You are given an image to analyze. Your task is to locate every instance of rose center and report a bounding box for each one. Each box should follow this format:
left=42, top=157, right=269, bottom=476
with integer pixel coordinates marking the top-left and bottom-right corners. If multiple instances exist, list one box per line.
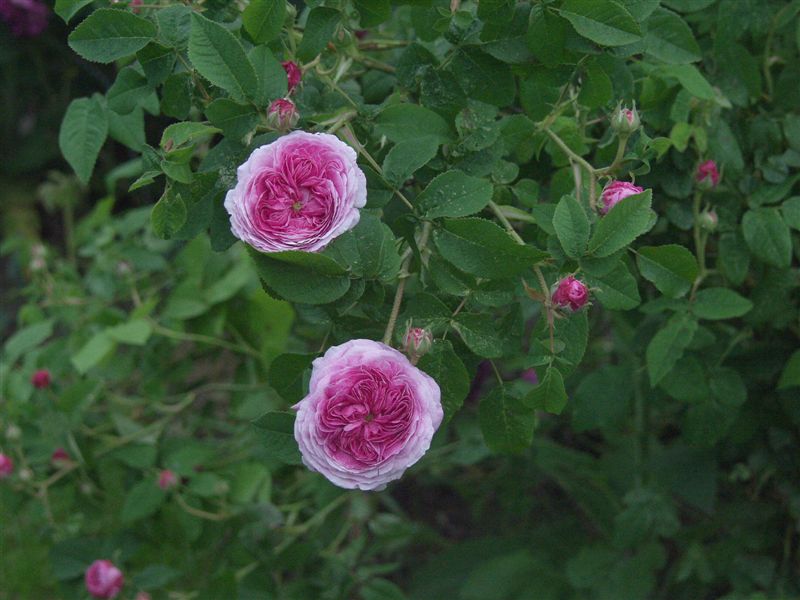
left=292, top=200, right=303, bottom=213
left=364, top=412, right=375, bottom=423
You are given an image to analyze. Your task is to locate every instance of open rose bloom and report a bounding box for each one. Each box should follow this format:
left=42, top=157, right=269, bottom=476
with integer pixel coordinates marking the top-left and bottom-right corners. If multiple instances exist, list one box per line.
left=85, top=559, right=124, bottom=599
left=225, top=132, right=366, bottom=253
left=552, top=276, right=589, bottom=311
left=294, top=339, right=443, bottom=490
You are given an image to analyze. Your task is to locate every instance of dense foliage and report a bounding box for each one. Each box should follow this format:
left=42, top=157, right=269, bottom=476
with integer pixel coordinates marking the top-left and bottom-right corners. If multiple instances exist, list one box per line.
left=2, top=0, right=800, bottom=598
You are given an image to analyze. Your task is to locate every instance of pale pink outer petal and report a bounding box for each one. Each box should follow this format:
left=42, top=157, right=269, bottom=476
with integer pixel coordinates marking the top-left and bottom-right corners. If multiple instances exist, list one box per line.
left=293, top=339, right=443, bottom=491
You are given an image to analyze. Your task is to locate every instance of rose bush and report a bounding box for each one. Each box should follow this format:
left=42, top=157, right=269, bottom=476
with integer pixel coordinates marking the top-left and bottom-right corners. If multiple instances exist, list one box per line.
left=1, top=0, right=800, bottom=599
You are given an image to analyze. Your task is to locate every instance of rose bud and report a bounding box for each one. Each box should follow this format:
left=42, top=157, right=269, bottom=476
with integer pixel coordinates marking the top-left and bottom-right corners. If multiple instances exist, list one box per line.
left=31, top=369, right=51, bottom=389
left=266, top=98, right=300, bottom=133
left=157, top=469, right=178, bottom=490
left=0, top=0, right=48, bottom=38
left=293, top=339, right=443, bottom=490
left=225, top=131, right=366, bottom=253
left=552, top=276, right=589, bottom=312
left=130, top=0, right=142, bottom=13
left=85, top=560, right=124, bottom=599
left=611, top=104, right=640, bottom=135
left=282, top=60, right=302, bottom=93
left=696, top=159, right=720, bottom=190
left=18, top=467, right=32, bottom=481
left=698, top=209, right=718, bottom=232
left=0, top=453, right=14, bottom=478
left=520, top=368, right=538, bottom=385
left=51, top=447, right=70, bottom=465
left=5, top=424, right=21, bottom=441
left=599, top=181, right=644, bottom=215
left=402, top=327, right=433, bottom=363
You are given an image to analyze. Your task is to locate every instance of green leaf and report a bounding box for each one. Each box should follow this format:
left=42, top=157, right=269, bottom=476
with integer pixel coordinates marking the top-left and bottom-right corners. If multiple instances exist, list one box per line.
left=553, top=194, right=590, bottom=258
left=778, top=350, right=800, bottom=390
left=417, top=171, right=493, bottom=219
left=248, top=45, right=288, bottom=106
left=249, top=249, right=351, bottom=305
left=59, top=96, right=108, bottom=185
left=252, top=411, right=302, bottom=464
left=643, top=8, right=701, bottom=64
left=3, top=320, right=54, bottom=364
left=72, top=332, right=116, bottom=374
left=382, top=136, right=439, bottom=186
left=635, top=244, right=698, bottom=298
left=105, top=319, right=153, bottom=346
left=68, top=8, right=156, bottom=63
left=452, top=314, right=504, bottom=358
left=588, top=190, right=653, bottom=257
left=479, top=385, right=535, bottom=454
left=559, top=0, right=642, bottom=47
left=417, top=340, right=470, bottom=423
left=324, top=213, right=401, bottom=281
left=447, top=47, right=516, bottom=107
left=585, top=261, right=641, bottom=310
left=718, top=231, right=750, bottom=285
left=353, top=0, right=391, bottom=27
left=55, top=0, right=93, bottom=23
left=692, top=288, right=753, bottom=320
left=782, top=196, right=800, bottom=230
left=137, top=42, right=176, bottom=86
left=296, top=7, right=340, bottom=63
left=269, top=353, right=316, bottom=403
left=433, top=218, right=548, bottom=279
left=527, top=8, right=569, bottom=66
left=742, top=208, right=792, bottom=268
left=205, top=99, right=258, bottom=140
left=107, top=67, right=152, bottom=114
left=374, top=104, right=452, bottom=144
left=133, top=565, right=181, bottom=591
left=646, top=313, right=697, bottom=387
left=155, top=5, right=192, bottom=49
left=188, top=12, right=258, bottom=101
left=527, top=366, right=568, bottom=415
left=360, top=578, right=407, bottom=600
left=160, top=122, right=220, bottom=149
left=242, top=0, right=286, bottom=43
left=151, top=190, right=187, bottom=239
left=659, top=64, right=715, bottom=100
left=121, top=479, right=166, bottom=523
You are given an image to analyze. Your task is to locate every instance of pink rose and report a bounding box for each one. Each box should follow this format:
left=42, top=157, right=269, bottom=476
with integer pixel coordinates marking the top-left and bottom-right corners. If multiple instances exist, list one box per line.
left=85, top=560, right=124, bottom=599
left=0, top=453, right=14, bottom=478
left=282, top=61, right=302, bottom=93
left=267, top=98, right=300, bottom=132
left=552, top=276, right=589, bottom=311
left=293, top=339, right=443, bottom=490
left=157, top=469, right=178, bottom=490
left=225, top=131, right=366, bottom=253
left=520, top=368, right=538, bottom=385
left=599, top=181, right=644, bottom=215
left=51, top=447, right=70, bottom=465
left=696, top=159, right=720, bottom=188
left=0, top=0, right=48, bottom=38
left=31, top=369, right=51, bottom=389
left=402, top=327, right=433, bottom=363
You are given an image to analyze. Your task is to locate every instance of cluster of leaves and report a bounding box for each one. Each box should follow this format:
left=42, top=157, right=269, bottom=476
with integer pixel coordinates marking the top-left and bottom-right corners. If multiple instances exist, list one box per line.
left=1, top=0, right=800, bottom=598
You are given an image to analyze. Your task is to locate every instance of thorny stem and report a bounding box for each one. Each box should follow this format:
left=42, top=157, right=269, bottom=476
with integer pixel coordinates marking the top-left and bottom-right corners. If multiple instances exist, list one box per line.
left=690, top=190, right=708, bottom=300
left=382, top=222, right=432, bottom=345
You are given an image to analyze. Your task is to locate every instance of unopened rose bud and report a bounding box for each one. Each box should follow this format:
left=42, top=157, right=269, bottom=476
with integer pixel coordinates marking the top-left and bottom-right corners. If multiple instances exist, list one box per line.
left=611, top=104, right=640, bottom=135
left=5, top=425, right=21, bottom=441
left=85, top=559, right=124, bottom=599
left=157, top=469, right=178, bottom=490
left=0, top=454, right=14, bottom=478
left=403, top=327, right=433, bottom=362
left=599, top=181, right=644, bottom=215
left=698, top=209, right=718, bottom=232
left=520, top=369, right=538, bottom=385
left=130, top=0, right=142, bottom=13
left=31, top=369, right=51, bottom=389
left=52, top=447, right=70, bottom=465
left=18, top=467, right=33, bottom=482
left=281, top=61, right=302, bottom=94
left=552, top=276, right=589, bottom=312
left=696, top=159, right=720, bottom=190
left=267, top=99, right=300, bottom=132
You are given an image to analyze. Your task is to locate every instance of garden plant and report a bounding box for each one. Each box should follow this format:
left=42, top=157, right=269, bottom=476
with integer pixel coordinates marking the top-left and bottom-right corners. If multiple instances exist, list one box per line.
left=1, top=0, right=800, bottom=598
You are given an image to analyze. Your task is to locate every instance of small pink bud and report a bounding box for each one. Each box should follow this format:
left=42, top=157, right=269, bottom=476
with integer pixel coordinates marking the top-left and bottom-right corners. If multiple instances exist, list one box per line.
left=31, top=369, right=51, bottom=389
left=402, top=327, right=433, bottom=362
left=52, top=447, right=70, bottom=465
left=0, top=454, right=14, bottom=478
left=267, top=99, right=300, bottom=132
left=355, top=30, right=369, bottom=40
left=552, top=276, right=589, bottom=312
left=158, top=469, right=178, bottom=490
left=695, top=160, right=720, bottom=189
left=85, top=560, right=124, bottom=599
left=698, top=209, right=718, bottom=232
left=611, top=104, right=640, bottom=134
left=282, top=61, right=302, bottom=93
left=520, top=369, right=538, bottom=385
left=130, top=0, right=142, bottom=13
left=599, top=181, right=644, bottom=215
